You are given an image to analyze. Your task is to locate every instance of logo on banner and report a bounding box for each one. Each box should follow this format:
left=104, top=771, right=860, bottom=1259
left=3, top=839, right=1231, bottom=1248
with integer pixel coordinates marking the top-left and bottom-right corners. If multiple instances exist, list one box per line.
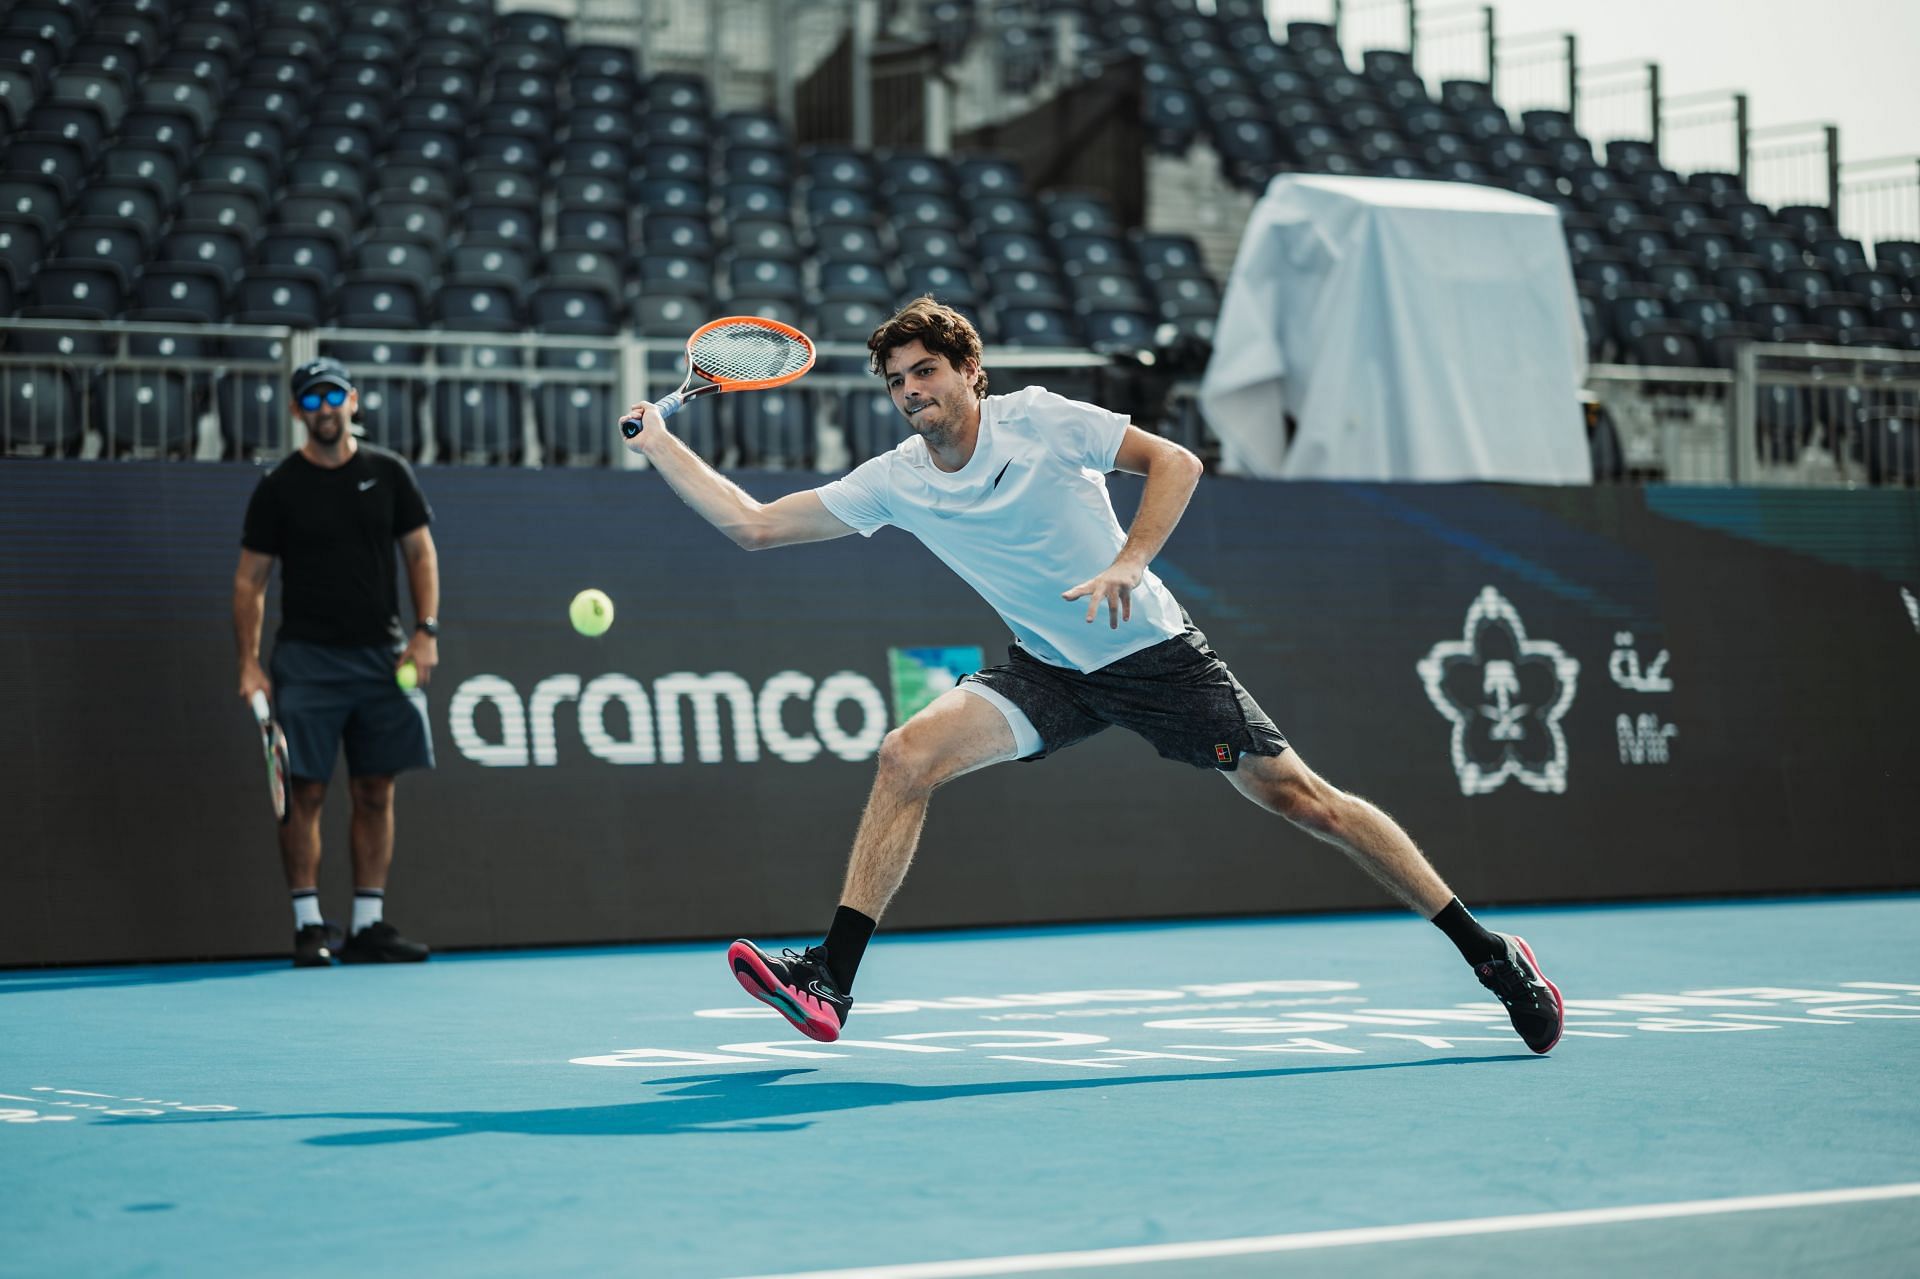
left=887, top=646, right=985, bottom=724
left=1417, top=586, right=1580, bottom=795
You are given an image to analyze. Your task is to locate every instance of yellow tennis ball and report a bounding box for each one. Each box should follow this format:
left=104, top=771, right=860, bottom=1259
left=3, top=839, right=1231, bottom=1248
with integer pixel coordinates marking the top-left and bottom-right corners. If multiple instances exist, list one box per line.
left=396, top=661, right=418, bottom=690
left=570, top=588, right=614, bottom=637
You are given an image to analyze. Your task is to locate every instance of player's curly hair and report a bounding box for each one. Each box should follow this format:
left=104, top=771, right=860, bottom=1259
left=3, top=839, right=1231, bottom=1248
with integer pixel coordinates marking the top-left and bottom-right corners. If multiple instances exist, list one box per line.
left=868, top=295, right=989, bottom=398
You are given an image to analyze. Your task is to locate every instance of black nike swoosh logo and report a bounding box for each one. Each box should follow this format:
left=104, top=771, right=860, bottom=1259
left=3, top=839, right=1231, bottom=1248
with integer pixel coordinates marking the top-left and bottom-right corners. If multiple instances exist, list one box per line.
left=991, top=459, right=1013, bottom=490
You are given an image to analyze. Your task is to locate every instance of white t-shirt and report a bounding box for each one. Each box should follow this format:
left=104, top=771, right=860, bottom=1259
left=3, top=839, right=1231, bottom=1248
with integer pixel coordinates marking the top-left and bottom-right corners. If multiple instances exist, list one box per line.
left=816, top=385, right=1186, bottom=672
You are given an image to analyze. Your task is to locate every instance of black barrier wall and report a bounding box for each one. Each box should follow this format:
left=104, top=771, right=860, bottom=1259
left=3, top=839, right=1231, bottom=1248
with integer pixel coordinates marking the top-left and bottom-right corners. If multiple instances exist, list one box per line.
left=3, top=462, right=1918, bottom=965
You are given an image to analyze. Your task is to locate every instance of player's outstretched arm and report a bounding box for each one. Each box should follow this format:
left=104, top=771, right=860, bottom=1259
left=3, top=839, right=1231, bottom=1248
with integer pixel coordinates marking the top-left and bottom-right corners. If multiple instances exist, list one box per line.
left=620, top=401, right=856, bottom=551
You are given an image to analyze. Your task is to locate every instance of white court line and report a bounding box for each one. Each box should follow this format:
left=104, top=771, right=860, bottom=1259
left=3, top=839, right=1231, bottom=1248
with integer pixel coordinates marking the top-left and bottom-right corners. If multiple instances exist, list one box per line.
left=733, top=1183, right=1920, bottom=1279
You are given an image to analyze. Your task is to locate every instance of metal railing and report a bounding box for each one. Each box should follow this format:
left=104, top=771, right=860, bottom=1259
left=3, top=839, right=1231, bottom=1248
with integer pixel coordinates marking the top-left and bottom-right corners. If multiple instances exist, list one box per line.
left=9, top=321, right=1915, bottom=489
left=1747, top=121, right=1841, bottom=214
left=0, top=317, right=1118, bottom=470
left=1658, top=90, right=1749, bottom=184
left=1732, top=344, right=1920, bottom=487
left=1492, top=30, right=1576, bottom=117
left=1586, top=365, right=1735, bottom=485
left=1574, top=59, right=1660, bottom=152
left=1839, top=155, right=1920, bottom=248
left=1411, top=2, right=1493, bottom=87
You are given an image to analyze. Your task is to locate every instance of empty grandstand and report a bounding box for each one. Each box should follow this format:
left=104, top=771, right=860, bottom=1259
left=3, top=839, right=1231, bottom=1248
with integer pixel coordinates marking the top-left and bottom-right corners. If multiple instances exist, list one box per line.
left=1, top=0, right=1916, bottom=484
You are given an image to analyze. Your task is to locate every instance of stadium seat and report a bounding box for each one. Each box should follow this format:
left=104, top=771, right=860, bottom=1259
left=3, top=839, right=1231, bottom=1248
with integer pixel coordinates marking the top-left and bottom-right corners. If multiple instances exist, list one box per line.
left=728, top=218, right=801, bottom=261
left=994, top=305, right=1076, bottom=346
left=556, top=173, right=624, bottom=214
left=335, top=275, right=425, bottom=330
left=1151, top=275, right=1221, bottom=319
left=724, top=256, right=804, bottom=302
left=460, top=205, right=539, bottom=254
left=55, top=221, right=144, bottom=290
left=819, top=261, right=893, bottom=305
left=274, top=194, right=358, bottom=253
left=989, top=267, right=1068, bottom=311
left=630, top=293, right=704, bottom=340
left=131, top=263, right=227, bottom=322
left=536, top=342, right=616, bottom=466
left=2, top=362, right=82, bottom=456
left=0, top=217, right=46, bottom=290
left=1627, top=326, right=1703, bottom=368
left=887, top=192, right=963, bottom=232
left=93, top=363, right=194, bottom=457
left=364, top=199, right=448, bottom=249
left=643, top=214, right=716, bottom=259
left=433, top=367, right=525, bottom=464
left=1774, top=204, right=1837, bottom=246
left=1871, top=300, right=1920, bottom=350
left=814, top=223, right=883, bottom=264
left=437, top=283, right=523, bottom=333
left=1873, top=240, right=1919, bottom=283
left=898, top=227, right=970, bottom=268
left=899, top=262, right=979, bottom=309
left=1056, top=232, right=1132, bottom=275
left=968, top=194, right=1043, bottom=237
left=638, top=253, right=713, bottom=300
left=544, top=249, right=624, bottom=302
left=29, top=260, right=123, bottom=319
left=555, top=209, right=628, bottom=254
left=353, top=238, right=438, bottom=289
left=725, top=146, right=793, bottom=187
left=815, top=298, right=888, bottom=344
left=1774, top=268, right=1835, bottom=309
left=255, top=230, right=341, bottom=289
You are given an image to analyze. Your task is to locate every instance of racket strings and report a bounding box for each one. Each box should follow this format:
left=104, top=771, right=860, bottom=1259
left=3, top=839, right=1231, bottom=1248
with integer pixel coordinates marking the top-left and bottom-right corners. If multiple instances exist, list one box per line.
left=689, top=323, right=813, bottom=383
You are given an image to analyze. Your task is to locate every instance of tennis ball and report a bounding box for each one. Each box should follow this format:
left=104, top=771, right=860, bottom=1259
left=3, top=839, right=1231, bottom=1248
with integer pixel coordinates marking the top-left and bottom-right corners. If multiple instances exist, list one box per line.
left=570, top=588, right=614, bottom=637
left=396, top=660, right=418, bottom=690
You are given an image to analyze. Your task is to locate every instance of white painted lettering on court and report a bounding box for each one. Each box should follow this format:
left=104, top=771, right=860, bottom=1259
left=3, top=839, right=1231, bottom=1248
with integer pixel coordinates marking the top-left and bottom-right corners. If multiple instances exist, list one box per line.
left=577, top=981, right=1920, bottom=1072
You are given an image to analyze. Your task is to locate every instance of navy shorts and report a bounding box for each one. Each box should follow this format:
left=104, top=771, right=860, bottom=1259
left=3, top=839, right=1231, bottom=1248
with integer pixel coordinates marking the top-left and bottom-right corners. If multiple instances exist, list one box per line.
left=961, top=624, right=1289, bottom=771
left=268, top=639, right=435, bottom=782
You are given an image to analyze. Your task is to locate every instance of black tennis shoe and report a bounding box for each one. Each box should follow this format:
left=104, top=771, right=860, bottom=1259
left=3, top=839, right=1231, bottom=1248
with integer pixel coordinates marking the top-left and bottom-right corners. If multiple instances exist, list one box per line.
left=727, top=940, right=851, bottom=1042
left=339, top=920, right=430, bottom=964
left=292, top=922, right=339, bottom=968
left=1476, top=933, right=1564, bottom=1053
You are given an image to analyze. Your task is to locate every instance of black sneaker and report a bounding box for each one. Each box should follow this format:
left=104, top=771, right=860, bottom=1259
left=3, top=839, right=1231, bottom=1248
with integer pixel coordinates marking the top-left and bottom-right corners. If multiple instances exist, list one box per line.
left=338, top=920, right=430, bottom=964
left=1476, top=933, right=1564, bottom=1054
left=293, top=922, right=340, bottom=968
left=726, top=940, right=851, bottom=1042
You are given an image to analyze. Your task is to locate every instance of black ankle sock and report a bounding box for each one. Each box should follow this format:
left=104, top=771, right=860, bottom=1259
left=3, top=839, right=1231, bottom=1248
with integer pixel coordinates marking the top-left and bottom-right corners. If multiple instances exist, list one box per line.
left=1431, top=898, right=1504, bottom=965
left=823, top=905, right=876, bottom=993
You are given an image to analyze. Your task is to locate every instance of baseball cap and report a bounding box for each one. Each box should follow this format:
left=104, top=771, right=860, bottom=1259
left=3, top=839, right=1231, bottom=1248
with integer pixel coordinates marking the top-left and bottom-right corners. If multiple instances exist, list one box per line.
left=292, top=356, right=355, bottom=395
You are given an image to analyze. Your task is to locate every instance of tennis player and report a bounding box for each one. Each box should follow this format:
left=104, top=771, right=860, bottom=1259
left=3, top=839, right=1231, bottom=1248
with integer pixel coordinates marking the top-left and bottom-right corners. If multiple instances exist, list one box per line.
left=620, top=297, right=1563, bottom=1053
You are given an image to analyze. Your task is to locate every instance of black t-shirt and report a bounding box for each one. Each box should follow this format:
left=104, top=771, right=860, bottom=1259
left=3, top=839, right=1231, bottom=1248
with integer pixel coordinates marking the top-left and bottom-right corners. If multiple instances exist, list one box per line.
left=241, top=444, right=433, bottom=647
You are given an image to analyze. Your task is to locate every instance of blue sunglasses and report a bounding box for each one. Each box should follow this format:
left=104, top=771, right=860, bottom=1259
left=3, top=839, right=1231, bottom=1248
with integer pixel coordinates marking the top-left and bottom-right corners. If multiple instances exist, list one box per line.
left=299, top=386, right=349, bottom=411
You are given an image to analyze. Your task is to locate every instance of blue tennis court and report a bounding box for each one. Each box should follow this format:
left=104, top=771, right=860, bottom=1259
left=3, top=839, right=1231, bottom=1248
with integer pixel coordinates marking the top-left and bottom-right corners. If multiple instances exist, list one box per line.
left=4, top=895, right=1916, bottom=1278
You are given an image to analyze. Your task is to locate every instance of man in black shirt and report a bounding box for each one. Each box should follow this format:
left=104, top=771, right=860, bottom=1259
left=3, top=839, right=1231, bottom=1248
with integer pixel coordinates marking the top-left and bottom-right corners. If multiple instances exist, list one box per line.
left=233, top=357, right=440, bottom=968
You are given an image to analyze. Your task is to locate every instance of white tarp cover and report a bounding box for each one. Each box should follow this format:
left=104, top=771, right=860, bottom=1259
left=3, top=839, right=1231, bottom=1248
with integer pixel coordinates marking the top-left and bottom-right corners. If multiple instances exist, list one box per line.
left=1199, top=175, right=1592, bottom=483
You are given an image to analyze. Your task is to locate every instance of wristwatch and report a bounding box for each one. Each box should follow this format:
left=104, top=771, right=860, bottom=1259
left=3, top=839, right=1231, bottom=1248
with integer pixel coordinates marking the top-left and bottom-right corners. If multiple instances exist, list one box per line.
left=415, top=616, right=439, bottom=637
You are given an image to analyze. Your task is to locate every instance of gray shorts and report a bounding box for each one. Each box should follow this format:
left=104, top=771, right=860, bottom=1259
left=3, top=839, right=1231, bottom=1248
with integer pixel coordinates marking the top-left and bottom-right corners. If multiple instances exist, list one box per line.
left=268, top=639, right=435, bottom=782
left=960, top=624, right=1289, bottom=771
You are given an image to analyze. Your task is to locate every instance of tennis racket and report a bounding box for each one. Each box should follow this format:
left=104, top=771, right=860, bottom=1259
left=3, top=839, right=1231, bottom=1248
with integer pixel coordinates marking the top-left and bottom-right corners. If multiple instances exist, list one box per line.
left=620, top=315, right=816, bottom=437
left=249, top=690, right=290, bottom=825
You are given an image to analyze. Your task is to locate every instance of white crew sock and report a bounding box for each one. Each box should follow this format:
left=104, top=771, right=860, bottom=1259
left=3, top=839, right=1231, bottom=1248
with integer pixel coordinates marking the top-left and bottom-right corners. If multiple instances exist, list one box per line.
left=352, top=889, right=385, bottom=935
left=291, top=891, right=322, bottom=929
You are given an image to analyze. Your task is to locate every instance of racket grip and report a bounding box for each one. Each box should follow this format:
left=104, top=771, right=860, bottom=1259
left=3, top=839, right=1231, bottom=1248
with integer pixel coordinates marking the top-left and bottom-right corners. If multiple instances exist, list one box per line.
left=619, top=390, right=688, bottom=438
left=249, top=690, right=270, bottom=723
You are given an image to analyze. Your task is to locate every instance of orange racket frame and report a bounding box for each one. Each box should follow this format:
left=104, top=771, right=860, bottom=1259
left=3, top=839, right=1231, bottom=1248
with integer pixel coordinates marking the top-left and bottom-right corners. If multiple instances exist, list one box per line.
left=621, top=315, right=816, bottom=437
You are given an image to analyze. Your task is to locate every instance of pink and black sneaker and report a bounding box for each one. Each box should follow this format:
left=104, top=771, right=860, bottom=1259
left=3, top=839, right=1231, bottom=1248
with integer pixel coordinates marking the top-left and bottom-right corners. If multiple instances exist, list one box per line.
left=727, top=940, right=851, bottom=1043
left=1476, top=933, right=1565, bottom=1054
